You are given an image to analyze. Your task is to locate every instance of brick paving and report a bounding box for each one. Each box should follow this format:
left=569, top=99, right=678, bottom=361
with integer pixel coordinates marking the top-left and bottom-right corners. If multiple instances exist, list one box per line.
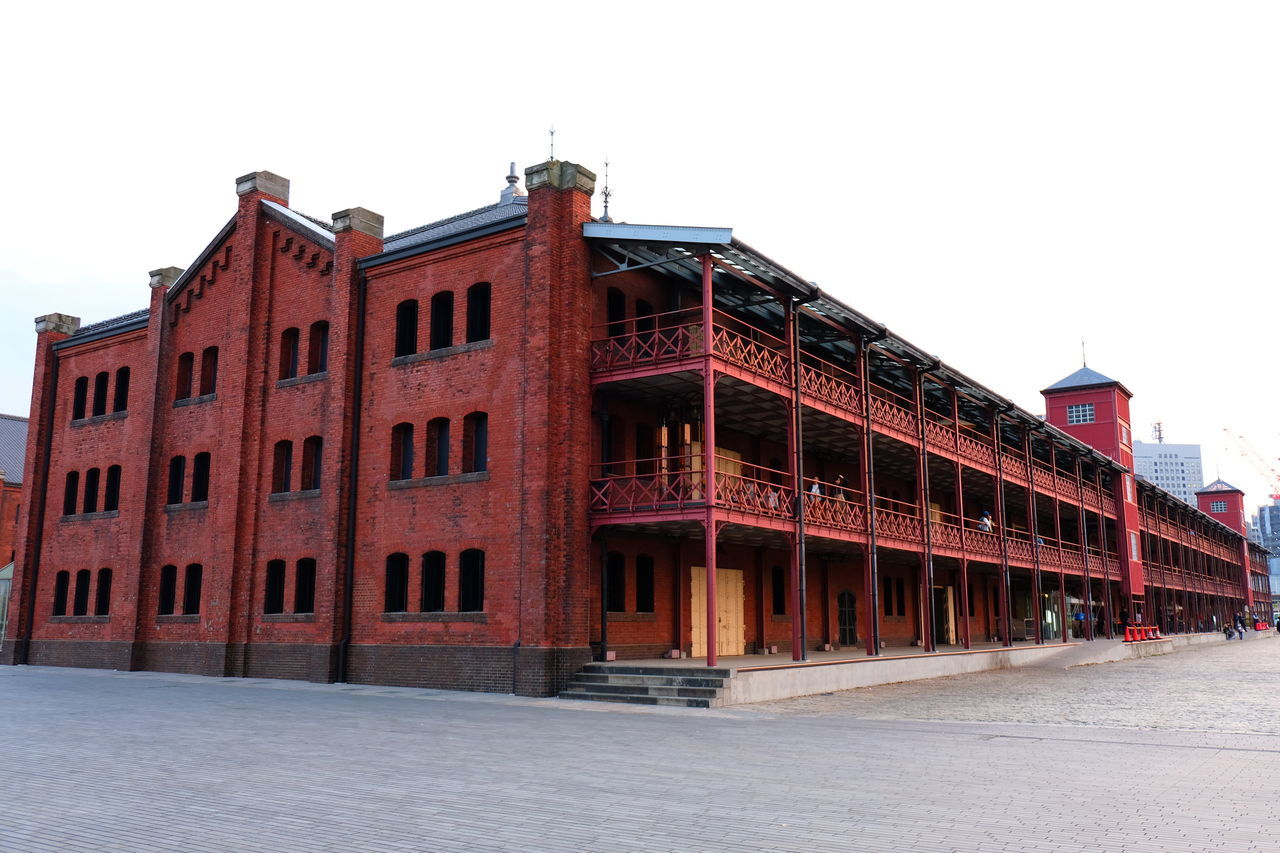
left=2, top=635, right=1279, bottom=852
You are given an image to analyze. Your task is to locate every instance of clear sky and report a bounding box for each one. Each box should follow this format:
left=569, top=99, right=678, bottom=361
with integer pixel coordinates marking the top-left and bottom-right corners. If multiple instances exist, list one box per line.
left=2, top=2, right=1277, bottom=511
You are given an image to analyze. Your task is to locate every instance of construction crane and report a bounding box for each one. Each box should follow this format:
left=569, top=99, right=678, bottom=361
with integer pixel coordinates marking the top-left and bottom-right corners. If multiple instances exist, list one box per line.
left=1222, top=428, right=1280, bottom=501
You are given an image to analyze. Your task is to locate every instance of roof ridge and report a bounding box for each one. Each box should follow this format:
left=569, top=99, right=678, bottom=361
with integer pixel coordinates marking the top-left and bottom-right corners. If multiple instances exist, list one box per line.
left=385, top=199, right=522, bottom=242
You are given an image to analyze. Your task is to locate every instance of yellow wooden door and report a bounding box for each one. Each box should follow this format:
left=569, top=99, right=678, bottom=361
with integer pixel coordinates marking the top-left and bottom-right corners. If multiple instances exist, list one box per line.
left=690, top=566, right=745, bottom=658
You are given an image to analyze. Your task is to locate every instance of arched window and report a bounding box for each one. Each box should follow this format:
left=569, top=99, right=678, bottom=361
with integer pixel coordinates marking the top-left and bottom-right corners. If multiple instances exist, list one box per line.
left=191, top=452, right=211, bottom=502
left=466, top=282, right=491, bottom=343
left=421, top=551, right=446, bottom=612
left=294, top=558, right=316, bottom=614
left=459, top=549, right=485, bottom=612
left=430, top=291, right=454, bottom=351
left=72, top=569, right=91, bottom=616
left=606, top=287, right=626, bottom=338
left=272, top=440, right=294, bottom=493
left=301, top=436, right=323, bottom=490
left=113, top=367, right=130, bottom=412
left=52, top=571, right=70, bottom=616
left=158, top=565, right=178, bottom=615
left=104, top=465, right=121, bottom=512
left=426, top=418, right=450, bottom=477
left=63, top=471, right=79, bottom=515
left=92, top=371, right=109, bottom=417
left=95, top=568, right=112, bottom=616
left=606, top=551, right=626, bottom=613
left=635, top=554, right=655, bottom=614
left=82, top=467, right=101, bottom=514
left=771, top=565, right=787, bottom=616
left=279, top=328, right=300, bottom=380
left=199, top=346, right=219, bottom=395
left=72, top=376, right=88, bottom=420
left=307, top=321, right=329, bottom=374
left=394, top=300, right=418, bottom=357
left=385, top=553, right=409, bottom=613
left=264, top=560, right=286, bottom=614
left=462, top=412, right=488, bottom=474
left=390, top=423, right=414, bottom=481
left=166, top=456, right=186, bottom=505
left=175, top=352, right=194, bottom=401
left=182, top=563, right=203, bottom=614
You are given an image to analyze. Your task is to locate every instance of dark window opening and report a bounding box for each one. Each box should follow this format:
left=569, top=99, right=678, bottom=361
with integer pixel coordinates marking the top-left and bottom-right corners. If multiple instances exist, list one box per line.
left=264, top=560, right=286, bottom=614
left=272, top=441, right=293, bottom=493
left=301, top=436, right=322, bottom=490
left=882, top=576, right=894, bottom=617
left=421, top=551, right=446, bottom=612
left=390, top=423, right=414, bottom=481
left=103, top=465, right=121, bottom=512
left=182, top=564, right=203, bottom=615
left=635, top=554, right=655, bottom=613
left=466, top=282, right=491, bottom=343
left=463, top=412, right=487, bottom=474
left=635, top=423, right=656, bottom=475
left=606, top=287, right=626, bottom=338
left=191, top=452, right=210, bottom=503
left=279, top=327, right=300, bottom=380
left=166, top=456, right=186, bottom=505
left=82, top=467, right=100, bottom=514
left=385, top=553, right=409, bottom=613
left=52, top=571, right=69, bottom=616
left=394, top=299, right=418, bottom=357
left=72, top=376, right=88, bottom=420
left=158, top=565, right=177, bottom=615
left=838, top=590, right=858, bottom=646
left=606, top=551, right=626, bottom=612
left=430, top=291, right=454, bottom=351
left=95, top=568, right=112, bottom=616
left=175, top=352, right=194, bottom=401
left=113, top=367, right=130, bottom=412
left=63, top=471, right=79, bottom=515
left=772, top=565, right=787, bottom=616
left=199, top=347, right=218, bottom=396
left=92, top=371, right=109, bottom=417
left=459, top=549, right=484, bottom=612
left=294, top=558, right=316, bottom=613
left=896, top=578, right=906, bottom=618
left=426, top=418, right=450, bottom=477
left=307, top=321, right=329, bottom=374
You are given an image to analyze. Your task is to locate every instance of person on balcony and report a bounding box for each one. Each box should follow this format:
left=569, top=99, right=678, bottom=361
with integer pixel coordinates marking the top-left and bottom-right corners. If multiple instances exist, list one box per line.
left=832, top=474, right=849, bottom=501
left=978, top=511, right=994, bottom=533
left=808, top=478, right=823, bottom=497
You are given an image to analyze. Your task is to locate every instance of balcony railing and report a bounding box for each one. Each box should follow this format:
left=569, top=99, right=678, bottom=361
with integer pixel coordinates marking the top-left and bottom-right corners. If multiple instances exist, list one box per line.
left=799, top=352, right=862, bottom=414
left=868, top=384, right=919, bottom=435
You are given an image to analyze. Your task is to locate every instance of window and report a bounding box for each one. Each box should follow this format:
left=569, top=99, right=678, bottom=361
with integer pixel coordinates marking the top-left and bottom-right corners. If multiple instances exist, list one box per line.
left=72, top=569, right=91, bottom=615
left=199, top=346, right=219, bottom=396
left=426, top=418, right=450, bottom=477
left=430, top=291, right=454, bottom=351
left=459, top=549, right=485, bottom=612
left=466, top=282, right=491, bottom=343
left=635, top=554, right=655, bottom=614
left=182, top=564, right=203, bottom=614
left=175, top=352, right=194, bottom=401
left=92, top=371, right=109, bottom=417
left=1066, top=403, right=1094, bottom=425
left=166, top=456, right=186, bottom=505
left=272, top=440, right=294, bottom=493
left=606, top=287, right=626, bottom=338
left=279, top=328, right=300, bottom=379
left=771, top=565, right=787, bottom=616
left=606, top=552, right=626, bottom=612
left=264, top=560, right=286, bottom=614
left=895, top=578, right=905, bottom=617
left=158, top=565, right=177, bottom=615
left=394, top=299, right=418, bottom=357
left=421, top=551, right=446, bottom=612
left=113, top=367, right=130, bottom=412
left=1211, top=500, right=1227, bottom=513
left=191, top=452, right=211, bottom=502
left=294, top=558, right=316, bottom=613
left=301, top=436, right=323, bottom=490
left=52, top=571, right=69, bottom=616
left=104, top=465, right=121, bottom=512
left=882, top=576, right=893, bottom=617
left=385, top=553, right=409, bottom=612
left=82, top=467, right=100, bottom=513
left=390, top=423, right=415, bottom=481
left=463, top=412, right=488, bottom=474
left=63, top=471, right=79, bottom=515
left=72, top=376, right=88, bottom=420
left=95, top=568, right=112, bottom=616
left=307, top=321, right=329, bottom=374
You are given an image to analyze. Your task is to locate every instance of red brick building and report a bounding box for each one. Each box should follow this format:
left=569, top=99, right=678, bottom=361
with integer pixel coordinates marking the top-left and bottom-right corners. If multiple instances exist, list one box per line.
left=3, top=159, right=1269, bottom=695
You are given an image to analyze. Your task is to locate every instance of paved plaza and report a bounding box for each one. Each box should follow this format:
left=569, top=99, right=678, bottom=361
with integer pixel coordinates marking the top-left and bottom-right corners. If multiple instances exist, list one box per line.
left=3, top=636, right=1279, bottom=852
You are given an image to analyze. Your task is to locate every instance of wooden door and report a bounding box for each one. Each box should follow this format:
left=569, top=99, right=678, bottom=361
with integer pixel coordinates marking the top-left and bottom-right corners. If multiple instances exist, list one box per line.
left=690, top=566, right=745, bottom=657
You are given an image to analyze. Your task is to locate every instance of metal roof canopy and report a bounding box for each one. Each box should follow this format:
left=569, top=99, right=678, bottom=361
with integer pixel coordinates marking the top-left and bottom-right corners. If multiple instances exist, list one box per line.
left=585, top=222, right=1120, bottom=471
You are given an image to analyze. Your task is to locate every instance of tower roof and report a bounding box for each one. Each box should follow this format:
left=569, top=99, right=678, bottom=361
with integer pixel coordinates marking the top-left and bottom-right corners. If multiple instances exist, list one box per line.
left=1041, top=366, right=1132, bottom=397
left=1197, top=479, right=1244, bottom=495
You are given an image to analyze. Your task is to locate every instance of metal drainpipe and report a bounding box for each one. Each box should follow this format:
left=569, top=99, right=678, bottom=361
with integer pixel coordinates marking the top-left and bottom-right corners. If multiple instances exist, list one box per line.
left=1025, top=429, right=1042, bottom=644
left=790, top=298, right=808, bottom=661
left=337, top=269, right=367, bottom=683
left=915, top=366, right=935, bottom=652
left=19, top=349, right=59, bottom=665
left=993, top=415, right=1012, bottom=648
left=599, top=537, right=609, bottom=661
left=861, top=339, right=880, bottom=656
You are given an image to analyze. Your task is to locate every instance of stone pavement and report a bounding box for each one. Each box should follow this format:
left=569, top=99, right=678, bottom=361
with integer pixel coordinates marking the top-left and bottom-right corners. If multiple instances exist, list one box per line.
left=2, top=635, right=1278, bottom=852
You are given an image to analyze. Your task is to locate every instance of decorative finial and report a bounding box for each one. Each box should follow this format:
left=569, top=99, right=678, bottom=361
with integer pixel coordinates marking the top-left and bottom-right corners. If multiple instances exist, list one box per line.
left=600, top=157, right=613, bottom=223
left=1081, top=337, right=1087, bottom=367
left=500, top=161, right=525, bottom=204
left=549, top=125, right=556, bottom=160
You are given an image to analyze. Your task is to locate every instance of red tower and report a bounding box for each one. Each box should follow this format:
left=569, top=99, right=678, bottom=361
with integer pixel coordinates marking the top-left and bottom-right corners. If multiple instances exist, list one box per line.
left=1196, top=479, right=1254, bottom=611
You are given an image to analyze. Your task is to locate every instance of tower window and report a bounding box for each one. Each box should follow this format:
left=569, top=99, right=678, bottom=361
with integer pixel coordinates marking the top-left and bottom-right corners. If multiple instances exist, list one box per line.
left=1066, top=403, right=1095, bottom=425
left=1211, top=500, right=1227, bottom=513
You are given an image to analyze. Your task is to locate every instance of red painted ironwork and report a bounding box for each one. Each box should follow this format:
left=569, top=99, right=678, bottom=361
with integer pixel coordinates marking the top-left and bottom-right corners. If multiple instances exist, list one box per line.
left=799, top=353, right=862, bottom=414
left=868, top=385, right=919, bottom=435
left=714, top=458, right=795, bottom=521
left=589, top=456, right=706, bottom=513
left=589, top=307, right=703, bottom=371
left=710, top=310, right=790, bottom=383
left=874, top=506, right=923, bottom=544
left=958, top=432, right=996, bottom=467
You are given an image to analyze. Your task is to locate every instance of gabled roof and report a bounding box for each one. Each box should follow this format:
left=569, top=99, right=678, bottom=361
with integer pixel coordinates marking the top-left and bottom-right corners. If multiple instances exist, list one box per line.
left=1197, top=479, right=1244, bottom=495
left=71, top=309, right=150, bottom=338
left=0, top=413, right=29, bottom=484
left=1041, top=366, right=1129, bottom=395
left=382, top=197, right=527, bottom=253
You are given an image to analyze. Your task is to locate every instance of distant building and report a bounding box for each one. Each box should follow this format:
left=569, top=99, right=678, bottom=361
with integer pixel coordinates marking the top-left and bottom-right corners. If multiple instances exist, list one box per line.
left=1132, top=440, right=1203, bottom=505
left=1254, top=500, right=1280, bottom=615
left=0, top=413, right=28, bottom=567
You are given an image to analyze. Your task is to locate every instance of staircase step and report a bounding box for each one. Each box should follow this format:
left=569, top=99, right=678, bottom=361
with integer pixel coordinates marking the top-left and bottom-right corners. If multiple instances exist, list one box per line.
left=563, top=682, right=721, bottom=699
left=581, top=663, right=733, bottom=679
left=559, top=689, right=712, bottom=709
left=573, top=672, right=728, bottom=689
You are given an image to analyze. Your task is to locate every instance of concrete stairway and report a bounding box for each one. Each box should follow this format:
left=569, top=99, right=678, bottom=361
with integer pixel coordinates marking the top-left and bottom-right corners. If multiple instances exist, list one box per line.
left=559, top=663, right=732, bottom=708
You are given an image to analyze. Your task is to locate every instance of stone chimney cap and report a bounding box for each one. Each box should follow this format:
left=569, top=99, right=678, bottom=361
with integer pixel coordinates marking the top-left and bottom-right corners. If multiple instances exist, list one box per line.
left=524, top=160, right=596, bottom=195
left=148, top=267, right=185, bottom=290
left=34, top=313, right=81, bottom=335
left=332, top=207, right=384, bottom=239
left=236, top=171, right=290, bottom=202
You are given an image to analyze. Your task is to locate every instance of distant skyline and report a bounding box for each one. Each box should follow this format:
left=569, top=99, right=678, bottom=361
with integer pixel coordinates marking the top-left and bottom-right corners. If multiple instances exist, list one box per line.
left=3, top=2, right=1277, bottom=507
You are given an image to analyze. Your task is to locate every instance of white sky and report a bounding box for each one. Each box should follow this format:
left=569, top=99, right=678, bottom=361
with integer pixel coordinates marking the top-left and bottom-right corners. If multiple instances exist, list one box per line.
left=2, top=1, right=1277, bottom=512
